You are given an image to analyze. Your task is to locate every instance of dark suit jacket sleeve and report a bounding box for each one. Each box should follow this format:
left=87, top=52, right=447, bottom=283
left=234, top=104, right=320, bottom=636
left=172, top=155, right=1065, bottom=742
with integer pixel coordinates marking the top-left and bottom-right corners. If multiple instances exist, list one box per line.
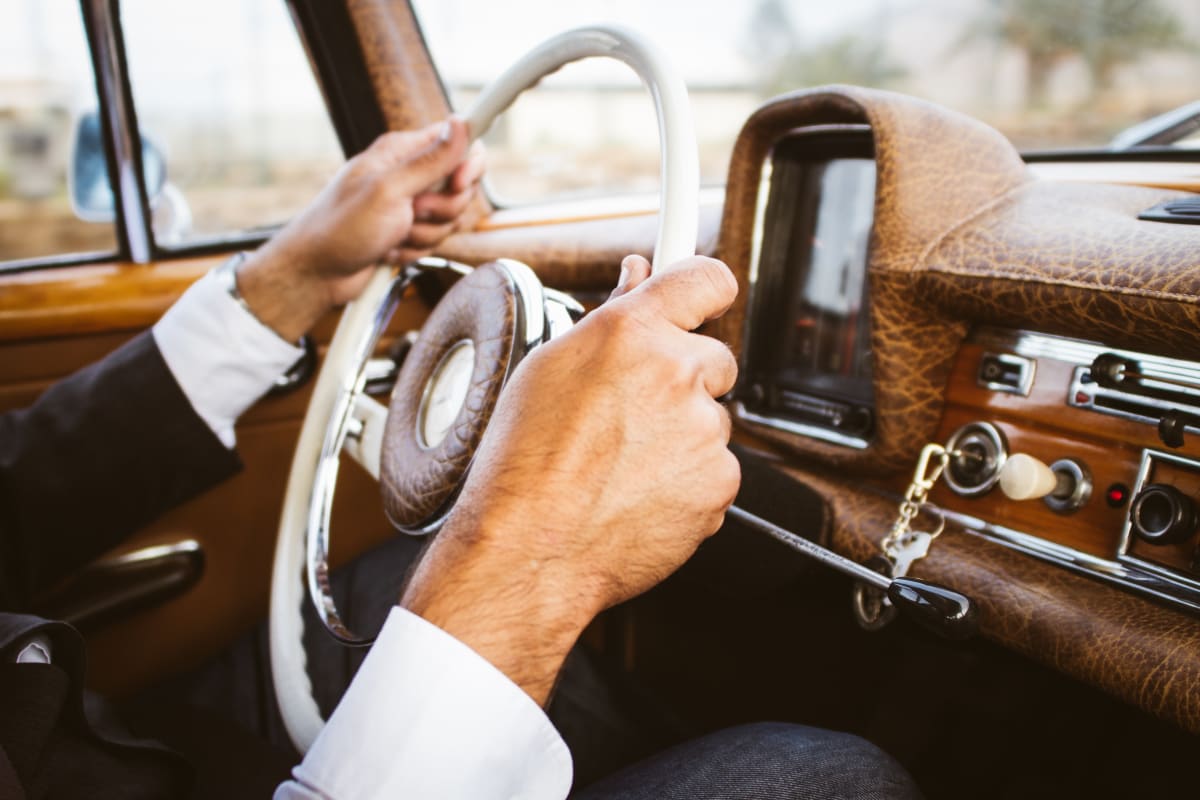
left=0, top=331, right=242, bottom=610
left=0, top=613, right=193, bottom=798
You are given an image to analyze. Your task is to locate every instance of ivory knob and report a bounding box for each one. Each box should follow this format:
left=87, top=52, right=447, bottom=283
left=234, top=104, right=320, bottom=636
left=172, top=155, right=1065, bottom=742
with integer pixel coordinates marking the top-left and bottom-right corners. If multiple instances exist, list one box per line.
left=999, top=453, right=1059, bottom=500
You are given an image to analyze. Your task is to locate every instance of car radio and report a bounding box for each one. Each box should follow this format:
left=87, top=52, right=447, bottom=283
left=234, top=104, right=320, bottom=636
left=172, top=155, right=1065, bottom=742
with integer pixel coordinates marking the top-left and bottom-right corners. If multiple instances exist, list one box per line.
left=735, top=126, right=877, bottom=449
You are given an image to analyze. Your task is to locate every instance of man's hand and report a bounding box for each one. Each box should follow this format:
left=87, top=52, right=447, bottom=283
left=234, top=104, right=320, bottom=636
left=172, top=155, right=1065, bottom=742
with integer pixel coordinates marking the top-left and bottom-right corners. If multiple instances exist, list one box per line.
left=236, top=118, right=485, bottom=342
left=400, top=254, right=739, bottom=705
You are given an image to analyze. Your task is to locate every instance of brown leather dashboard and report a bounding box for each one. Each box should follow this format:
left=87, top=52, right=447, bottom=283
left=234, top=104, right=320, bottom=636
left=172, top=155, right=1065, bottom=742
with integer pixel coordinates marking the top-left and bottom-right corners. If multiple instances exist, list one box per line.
left=715, top=86, right=1200, bottom=732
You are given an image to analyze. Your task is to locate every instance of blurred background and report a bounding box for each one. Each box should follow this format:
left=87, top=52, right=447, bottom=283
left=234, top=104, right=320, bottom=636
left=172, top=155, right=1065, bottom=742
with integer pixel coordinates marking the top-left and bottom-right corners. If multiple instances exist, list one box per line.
left=3, top=0, right=1200, bottom=264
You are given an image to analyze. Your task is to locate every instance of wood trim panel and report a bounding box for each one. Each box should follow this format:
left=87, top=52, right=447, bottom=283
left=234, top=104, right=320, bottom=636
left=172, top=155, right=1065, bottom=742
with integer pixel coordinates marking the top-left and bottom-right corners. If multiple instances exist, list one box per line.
left=0, top=256, right=218, bottom=342
left=0, top=323, right=431, bottom=693
left=85, top=410, right=396, bottom=695
left=927, top=342, right=1186, bottom=560
left=0, top=196, right=721, bottom=343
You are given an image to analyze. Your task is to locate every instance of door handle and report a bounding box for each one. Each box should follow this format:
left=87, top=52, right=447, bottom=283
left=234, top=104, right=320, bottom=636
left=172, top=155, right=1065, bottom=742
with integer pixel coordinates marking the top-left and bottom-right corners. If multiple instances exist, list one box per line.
left=33, top=540, right=204, bottom=633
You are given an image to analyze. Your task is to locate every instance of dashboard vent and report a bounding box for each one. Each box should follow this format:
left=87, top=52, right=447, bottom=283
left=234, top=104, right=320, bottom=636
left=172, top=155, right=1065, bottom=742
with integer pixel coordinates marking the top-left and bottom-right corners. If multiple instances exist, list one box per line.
left=1139, top=197, right=1200, bottom=225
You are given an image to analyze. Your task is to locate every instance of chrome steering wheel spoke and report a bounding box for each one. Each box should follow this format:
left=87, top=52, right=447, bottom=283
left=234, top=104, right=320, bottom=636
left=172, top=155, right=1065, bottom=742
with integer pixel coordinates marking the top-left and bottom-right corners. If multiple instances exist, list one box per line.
left=270, top=25, right=699, bottom=753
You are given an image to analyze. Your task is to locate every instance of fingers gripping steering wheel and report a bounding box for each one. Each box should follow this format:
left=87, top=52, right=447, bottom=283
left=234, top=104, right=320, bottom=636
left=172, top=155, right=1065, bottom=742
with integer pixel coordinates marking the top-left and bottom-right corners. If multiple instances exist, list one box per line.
left=269, top=25, right=700, bottom=752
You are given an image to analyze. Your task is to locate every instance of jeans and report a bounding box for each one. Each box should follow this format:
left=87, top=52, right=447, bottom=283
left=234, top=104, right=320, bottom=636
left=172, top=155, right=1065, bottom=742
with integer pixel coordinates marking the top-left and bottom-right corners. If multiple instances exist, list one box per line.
left=140, top=536, right=922, bottom=800
left=576, top=722, right=924, bottom=800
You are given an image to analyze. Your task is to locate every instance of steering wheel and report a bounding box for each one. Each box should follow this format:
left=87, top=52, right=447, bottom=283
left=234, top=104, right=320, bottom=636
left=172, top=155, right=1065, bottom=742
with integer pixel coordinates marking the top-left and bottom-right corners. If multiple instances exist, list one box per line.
left=269, top=25, right=700, bottom=753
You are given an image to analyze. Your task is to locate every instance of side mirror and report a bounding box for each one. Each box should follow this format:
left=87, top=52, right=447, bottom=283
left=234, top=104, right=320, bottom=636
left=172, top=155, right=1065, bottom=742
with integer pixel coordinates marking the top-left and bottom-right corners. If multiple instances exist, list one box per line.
left=68, top=110, right=167, bottom=222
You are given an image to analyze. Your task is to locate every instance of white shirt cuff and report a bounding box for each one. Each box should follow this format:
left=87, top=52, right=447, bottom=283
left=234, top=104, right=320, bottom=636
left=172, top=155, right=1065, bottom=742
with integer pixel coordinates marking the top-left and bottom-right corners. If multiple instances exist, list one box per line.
left=152, top=267, right=304, bottom=449
left=278, top=607, right=573, bottom=800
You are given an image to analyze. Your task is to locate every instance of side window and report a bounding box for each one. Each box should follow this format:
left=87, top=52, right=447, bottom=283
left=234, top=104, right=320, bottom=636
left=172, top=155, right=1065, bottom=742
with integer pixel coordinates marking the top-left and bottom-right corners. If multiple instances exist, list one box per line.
left=119, top=0, right=344, bottom=246
left=0, top=3, right=118, bottom=264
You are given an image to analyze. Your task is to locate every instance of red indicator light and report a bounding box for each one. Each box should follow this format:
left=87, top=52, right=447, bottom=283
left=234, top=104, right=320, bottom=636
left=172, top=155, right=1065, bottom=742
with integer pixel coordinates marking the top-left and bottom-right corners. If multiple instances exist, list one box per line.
left=1075, top=392, right=1090, bottom=404
left=1105, top=483, right=1129, bottom=508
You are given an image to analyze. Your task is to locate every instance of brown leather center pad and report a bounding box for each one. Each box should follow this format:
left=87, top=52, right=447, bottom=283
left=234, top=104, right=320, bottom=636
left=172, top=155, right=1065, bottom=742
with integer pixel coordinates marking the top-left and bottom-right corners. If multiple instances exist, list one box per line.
left=381, top=262, right=519, bottom=530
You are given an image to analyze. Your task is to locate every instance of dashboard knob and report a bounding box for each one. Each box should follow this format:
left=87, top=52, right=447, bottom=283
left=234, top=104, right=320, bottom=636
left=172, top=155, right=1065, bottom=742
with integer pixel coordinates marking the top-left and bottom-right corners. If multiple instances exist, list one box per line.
left=999, top=453, right=1059, bottom=500
left=1130, top=484, right=1198, bottom=546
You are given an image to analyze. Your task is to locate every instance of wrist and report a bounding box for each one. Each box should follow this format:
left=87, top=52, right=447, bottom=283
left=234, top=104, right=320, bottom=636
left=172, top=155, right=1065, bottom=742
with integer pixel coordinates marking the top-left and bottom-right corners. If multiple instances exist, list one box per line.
left=400, top=509, right=595, bottom=705
left=235, top=243, right=333, bottom=343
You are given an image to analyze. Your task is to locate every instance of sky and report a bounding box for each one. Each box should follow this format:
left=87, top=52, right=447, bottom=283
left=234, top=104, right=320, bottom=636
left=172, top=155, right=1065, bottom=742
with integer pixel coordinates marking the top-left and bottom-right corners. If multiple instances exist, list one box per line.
left=1, top=0, right=338, bottom=114
left=4, top=0, right=1198, bottom=140
left=411, top=0, right=886, bottom=86
left=0, top=0, right=891, bottom=101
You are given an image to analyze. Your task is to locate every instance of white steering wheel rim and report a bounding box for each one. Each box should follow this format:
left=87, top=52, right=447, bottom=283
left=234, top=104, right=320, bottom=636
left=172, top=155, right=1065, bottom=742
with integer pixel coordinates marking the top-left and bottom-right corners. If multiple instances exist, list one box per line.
left=465, top=25, right=698, bottom=269
left=269, top=24, right=699, bottom=753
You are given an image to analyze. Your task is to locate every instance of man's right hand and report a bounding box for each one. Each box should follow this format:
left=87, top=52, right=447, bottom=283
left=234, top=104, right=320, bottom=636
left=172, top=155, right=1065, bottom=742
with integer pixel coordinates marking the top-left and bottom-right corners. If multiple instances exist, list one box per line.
left=399, top=254, right=739, bottom=705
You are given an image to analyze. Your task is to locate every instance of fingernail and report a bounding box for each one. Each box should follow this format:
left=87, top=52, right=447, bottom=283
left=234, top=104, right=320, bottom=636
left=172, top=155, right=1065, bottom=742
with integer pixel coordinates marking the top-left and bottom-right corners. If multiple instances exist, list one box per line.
left=617, top=260, right=631, bottom=289
left=436, top=121, right=452, bottom=144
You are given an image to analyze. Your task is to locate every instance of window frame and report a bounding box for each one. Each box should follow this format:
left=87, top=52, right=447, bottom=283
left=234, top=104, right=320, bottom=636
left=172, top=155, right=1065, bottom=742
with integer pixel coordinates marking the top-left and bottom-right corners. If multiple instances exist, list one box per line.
left=0, top=0, right=386, bottom=274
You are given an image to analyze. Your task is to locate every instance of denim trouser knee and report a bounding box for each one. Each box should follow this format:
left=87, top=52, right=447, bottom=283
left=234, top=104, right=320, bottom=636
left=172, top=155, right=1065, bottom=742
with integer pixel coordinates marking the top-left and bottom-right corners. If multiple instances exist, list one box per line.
left=573, top=721, right=924, bottom=800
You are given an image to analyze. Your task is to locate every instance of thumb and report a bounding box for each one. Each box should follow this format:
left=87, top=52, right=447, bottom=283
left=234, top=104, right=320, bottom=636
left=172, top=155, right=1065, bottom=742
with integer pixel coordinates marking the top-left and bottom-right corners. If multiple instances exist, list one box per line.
left=608, top=254, right=652, bottom=301
left=375, top=118, right=471, bottom=195
left=627, top=256, right=738, bottom=331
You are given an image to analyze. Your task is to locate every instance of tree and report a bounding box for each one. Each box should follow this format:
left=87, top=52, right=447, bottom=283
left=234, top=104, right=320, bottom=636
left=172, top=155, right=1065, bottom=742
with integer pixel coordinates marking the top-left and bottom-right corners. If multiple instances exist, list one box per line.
left=960, top=0, right=1189, bottom=106
left=742, top=0, right=905, bottom=96
left=745, top=0, right=797, bottom=72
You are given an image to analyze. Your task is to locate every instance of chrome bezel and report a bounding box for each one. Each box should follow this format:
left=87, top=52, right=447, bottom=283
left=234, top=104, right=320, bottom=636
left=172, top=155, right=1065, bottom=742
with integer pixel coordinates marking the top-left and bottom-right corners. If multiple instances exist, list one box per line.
left=415, top=339, right=477, bottom=450
left=977, top=352, right=1036, bottom=396
left=1068, top=365, right=1200, bottom=435
left=1116, top=449, right=1200, bottom=594
left=305, top=257, right=579, bottom=646
left=1043, top=458, right=1092, bottom=515
left=943, top=421, right=1008, bottom=498
left=731, top=401, right=870, bottom=450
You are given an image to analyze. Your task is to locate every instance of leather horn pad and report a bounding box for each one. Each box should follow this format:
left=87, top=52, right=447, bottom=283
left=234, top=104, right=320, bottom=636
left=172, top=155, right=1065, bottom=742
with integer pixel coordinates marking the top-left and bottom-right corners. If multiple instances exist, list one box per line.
left=380, top=262, right=520, bottom=531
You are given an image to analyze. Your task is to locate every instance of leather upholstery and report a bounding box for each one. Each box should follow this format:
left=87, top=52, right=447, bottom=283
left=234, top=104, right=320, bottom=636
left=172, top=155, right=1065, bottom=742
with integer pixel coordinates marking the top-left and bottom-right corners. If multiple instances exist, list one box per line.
left=380, top=263, right=518, bottom=529
left=771, top=458, right=1200, bottom=734
left=347, top=0, right=493, bottom=226
left=442, top=202, right=725, bottom=291
left=917, top=180, right=1200, bottom=360
left=719, top=86, right=1200, bottom=732
left=715, top=86, right=1030, bottom=474
left=347, top=0, right=451, bottom=131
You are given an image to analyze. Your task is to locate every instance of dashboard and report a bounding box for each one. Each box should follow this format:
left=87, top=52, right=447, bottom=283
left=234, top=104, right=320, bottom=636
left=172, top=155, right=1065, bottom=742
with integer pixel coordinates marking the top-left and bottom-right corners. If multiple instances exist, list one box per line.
left=712, top=86, right=1200, bottom=734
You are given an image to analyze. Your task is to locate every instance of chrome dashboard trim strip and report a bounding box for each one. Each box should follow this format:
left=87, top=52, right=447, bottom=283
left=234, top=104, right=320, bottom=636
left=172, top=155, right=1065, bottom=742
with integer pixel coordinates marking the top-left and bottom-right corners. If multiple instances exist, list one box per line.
left=732, top=401, right=870, bottom=450
left=746, top=159, right=772, bottom=290
left=973, top=328, right=1200, bottom=384
left=939, top=506, right=1200, bottom=615
left=101, top=539, right=202, bottom=566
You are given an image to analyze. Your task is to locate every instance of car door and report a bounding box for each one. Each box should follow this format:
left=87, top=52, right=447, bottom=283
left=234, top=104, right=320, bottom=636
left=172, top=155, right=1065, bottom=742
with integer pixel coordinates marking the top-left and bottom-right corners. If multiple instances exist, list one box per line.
left=0, top=0, right=413, bottom=695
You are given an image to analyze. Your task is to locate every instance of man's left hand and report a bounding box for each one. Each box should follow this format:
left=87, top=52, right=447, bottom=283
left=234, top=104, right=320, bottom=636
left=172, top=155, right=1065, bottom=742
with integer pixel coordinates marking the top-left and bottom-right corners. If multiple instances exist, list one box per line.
left=235, top=117, right=484, bottom=342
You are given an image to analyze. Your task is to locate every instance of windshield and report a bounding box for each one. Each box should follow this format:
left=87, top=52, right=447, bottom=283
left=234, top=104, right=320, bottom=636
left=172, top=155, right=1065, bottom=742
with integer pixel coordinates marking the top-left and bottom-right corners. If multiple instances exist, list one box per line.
left=414, top=0, right=1200, bottom=200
